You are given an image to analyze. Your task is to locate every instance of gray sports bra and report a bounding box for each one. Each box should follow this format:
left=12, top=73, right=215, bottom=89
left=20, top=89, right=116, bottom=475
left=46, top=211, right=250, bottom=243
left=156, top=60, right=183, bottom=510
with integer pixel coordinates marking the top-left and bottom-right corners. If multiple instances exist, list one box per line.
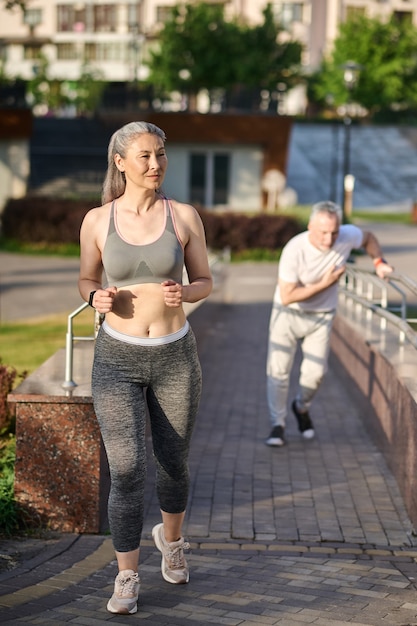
left=102, top=198, right=184, bottom=288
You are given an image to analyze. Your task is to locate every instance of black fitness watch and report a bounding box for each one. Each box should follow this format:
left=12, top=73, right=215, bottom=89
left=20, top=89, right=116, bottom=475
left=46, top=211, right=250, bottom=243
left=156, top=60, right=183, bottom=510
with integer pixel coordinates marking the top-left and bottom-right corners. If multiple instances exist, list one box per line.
left=88, top=290, right=97, bottom=307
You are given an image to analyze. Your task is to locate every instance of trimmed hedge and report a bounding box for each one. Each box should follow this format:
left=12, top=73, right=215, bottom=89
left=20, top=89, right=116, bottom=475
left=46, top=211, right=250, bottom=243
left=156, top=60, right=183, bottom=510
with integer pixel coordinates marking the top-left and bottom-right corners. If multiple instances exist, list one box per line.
left=1, top=196, right=302, bottom=252
left=1, top=196, right=100, bottom=244
left=198, top=209, right=301, bottom=252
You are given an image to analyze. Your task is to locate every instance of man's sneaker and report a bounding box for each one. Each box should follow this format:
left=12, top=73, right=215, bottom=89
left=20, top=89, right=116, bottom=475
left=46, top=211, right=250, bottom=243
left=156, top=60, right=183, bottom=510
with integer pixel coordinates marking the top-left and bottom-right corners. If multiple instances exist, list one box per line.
left=266, top=425, right=285, bottom=446
left=292, top=400, right=315, bottom=439
left=107, top=569, right=140, bottom=614
left=152, top=523, right=190, bottom=584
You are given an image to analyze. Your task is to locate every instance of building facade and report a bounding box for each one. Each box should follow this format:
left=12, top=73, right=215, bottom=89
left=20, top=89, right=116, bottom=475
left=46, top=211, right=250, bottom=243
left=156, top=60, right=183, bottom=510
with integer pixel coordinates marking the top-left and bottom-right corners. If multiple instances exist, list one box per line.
left=1, top=0, right=415, bottom=210
left=1, top=0, right=416, bottom=85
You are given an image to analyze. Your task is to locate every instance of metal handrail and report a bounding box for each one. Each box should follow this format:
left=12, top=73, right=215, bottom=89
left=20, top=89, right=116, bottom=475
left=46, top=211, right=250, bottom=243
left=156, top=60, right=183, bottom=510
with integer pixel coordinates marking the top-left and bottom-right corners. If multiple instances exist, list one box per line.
left=62, top=303, right=100, bottom=389
left=339, top=266, right=417, bottom=347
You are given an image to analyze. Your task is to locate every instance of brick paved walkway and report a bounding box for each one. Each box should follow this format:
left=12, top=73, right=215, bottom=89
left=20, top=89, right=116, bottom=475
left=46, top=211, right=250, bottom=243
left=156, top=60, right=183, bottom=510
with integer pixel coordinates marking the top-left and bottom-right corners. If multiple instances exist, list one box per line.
left=1, top=261, right=417, bottom=625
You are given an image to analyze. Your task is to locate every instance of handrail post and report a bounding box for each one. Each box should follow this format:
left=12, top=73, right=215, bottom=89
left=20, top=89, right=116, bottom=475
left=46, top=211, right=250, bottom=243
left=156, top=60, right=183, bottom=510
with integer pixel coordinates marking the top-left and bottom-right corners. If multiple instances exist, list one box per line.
left=62, top=302, right=91, bottom=389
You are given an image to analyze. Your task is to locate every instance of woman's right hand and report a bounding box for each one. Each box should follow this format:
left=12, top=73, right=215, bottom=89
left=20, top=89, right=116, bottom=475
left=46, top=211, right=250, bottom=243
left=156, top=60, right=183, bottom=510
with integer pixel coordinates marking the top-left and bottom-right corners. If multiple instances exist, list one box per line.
left=93, top=286, right=118, bottom=314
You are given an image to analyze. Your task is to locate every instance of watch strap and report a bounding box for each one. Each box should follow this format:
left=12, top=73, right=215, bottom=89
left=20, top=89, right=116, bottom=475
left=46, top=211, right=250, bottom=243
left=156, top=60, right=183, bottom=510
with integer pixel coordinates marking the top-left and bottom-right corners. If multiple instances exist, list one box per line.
left=88, top=290, right=97, bottom=307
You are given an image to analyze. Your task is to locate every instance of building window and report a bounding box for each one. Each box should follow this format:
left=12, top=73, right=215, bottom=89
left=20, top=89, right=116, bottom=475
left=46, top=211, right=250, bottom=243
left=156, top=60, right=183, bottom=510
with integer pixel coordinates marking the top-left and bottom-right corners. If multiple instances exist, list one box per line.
left=393, top=11, right=413, bottom=24
left=56, top=43, right=78, bottom=60
left=156, top=5, right=173, bottom=24
left=85, top=42, right=125, bottom=62
left=273, top=3, right=304, bottom=29
left=190, top=154, right=206, bottom=205
left=213, top=154, right=229, bottom=205
left=345, top=6, right=366, bottom=19
left=190, top=152, right=230, bottom=207
left=23, top=45, right=42, bottom=60
left=57, top=5, right=86, bottom=32
left=93, top=4, right=117, bottom=32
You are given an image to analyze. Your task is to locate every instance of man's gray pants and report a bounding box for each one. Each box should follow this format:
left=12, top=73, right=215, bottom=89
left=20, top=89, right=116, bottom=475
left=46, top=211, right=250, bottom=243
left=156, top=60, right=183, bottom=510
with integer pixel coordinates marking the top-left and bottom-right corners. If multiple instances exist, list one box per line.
left=266, top=304, right=335, bottom=427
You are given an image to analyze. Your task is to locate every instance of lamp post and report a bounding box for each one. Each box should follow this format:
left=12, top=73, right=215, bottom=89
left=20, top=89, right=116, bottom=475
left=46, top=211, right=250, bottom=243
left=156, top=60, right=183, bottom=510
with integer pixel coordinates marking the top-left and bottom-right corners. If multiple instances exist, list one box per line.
left=128, top=0, right=144, bottom=87
left=340, top=61, right=362, bottom=222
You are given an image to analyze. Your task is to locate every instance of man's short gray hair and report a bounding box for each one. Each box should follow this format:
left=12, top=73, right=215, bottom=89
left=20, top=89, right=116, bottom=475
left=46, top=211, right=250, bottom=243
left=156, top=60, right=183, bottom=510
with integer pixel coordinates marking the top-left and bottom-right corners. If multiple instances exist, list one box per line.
left=309, top=201, right=343, bottom=223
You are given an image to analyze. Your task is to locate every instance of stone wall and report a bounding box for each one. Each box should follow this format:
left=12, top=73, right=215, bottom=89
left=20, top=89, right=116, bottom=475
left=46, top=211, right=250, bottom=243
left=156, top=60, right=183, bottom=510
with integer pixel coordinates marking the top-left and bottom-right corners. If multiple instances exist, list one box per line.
left=330, top=313, right=417, bottom=529
left=8, top=343, right=110, bottom=534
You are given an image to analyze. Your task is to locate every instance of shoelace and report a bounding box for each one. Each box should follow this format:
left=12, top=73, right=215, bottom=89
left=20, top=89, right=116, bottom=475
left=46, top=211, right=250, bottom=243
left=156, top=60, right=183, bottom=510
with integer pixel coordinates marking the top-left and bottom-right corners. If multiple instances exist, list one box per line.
left=118, top=572, right=140, bottom=597
left=166, top=541, right=190, bottom=569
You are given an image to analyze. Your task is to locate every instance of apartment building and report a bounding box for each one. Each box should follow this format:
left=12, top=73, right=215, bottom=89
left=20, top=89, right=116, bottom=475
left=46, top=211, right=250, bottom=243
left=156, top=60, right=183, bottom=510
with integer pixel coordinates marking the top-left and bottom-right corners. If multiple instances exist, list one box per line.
left=1, top=0, right=416, bottom=87
left=0, top=1, right=415, bottom=210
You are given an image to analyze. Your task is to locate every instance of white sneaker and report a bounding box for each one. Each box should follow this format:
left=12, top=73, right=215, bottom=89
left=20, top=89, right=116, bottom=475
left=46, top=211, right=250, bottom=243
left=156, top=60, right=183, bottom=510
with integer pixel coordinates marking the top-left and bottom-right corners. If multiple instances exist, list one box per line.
left=107, top=569, right=140, bottom=614
left=266, top=425, right=285, bottom=446
left=152, top=523, right=190, bottom=584
left=302, top=428, right=315, bottom=440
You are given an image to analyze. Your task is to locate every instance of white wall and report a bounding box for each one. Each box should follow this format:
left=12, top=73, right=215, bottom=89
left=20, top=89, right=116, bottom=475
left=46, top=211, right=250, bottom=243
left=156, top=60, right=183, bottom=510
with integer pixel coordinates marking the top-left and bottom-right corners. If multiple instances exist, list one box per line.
left=162, top=144, right=263, bottom=211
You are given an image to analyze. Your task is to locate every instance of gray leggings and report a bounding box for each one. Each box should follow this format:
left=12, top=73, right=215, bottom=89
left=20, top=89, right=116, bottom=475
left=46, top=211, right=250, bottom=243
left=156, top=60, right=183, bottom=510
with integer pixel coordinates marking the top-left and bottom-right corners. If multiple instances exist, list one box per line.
left=92, top=326, right=202, bottom=552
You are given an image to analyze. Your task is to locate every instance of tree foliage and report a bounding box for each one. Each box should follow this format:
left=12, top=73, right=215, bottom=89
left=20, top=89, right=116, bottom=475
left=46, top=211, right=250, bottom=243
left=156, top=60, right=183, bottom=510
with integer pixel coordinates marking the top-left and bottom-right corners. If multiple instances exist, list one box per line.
left=147, top=3, right=242, bottom=96
left=26, top=56, right=106, bottom=116
left=146, top=2, right=302, bottom=108
left=238, top=5, right=302, bottom=92
left=4, top=0, right=26, bottom=9
left=309, top=14, right=417, bottom=116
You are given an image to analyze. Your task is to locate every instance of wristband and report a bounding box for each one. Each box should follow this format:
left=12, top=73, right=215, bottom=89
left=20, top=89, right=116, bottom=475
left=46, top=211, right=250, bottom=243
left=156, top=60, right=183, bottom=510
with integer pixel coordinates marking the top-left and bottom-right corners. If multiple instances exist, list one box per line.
left=373, top=257, right=387, bottom=267
left=88, top=290, right=97, bottom=307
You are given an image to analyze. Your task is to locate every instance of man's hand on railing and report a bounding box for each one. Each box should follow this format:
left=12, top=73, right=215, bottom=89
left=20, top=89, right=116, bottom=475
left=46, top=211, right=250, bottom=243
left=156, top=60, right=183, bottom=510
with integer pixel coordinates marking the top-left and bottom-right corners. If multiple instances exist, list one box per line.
left=373, top=258, right=394, bottom=280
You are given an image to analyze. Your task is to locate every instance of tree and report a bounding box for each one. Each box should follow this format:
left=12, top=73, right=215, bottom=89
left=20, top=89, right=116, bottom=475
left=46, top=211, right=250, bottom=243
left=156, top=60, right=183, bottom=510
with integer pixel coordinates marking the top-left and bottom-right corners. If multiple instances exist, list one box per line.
left=239, top=4, right=302, bottom=93
left=26, top=56, right=106, bottom=116
left=65, top=65, right=106, bottom=116
left=147, top=3, right=241, bottom=109
left=146, top=1, right=302, bottom=111
left=309, top=14, right=417, bottom=117
left=4, top=0, right=26, bottom=9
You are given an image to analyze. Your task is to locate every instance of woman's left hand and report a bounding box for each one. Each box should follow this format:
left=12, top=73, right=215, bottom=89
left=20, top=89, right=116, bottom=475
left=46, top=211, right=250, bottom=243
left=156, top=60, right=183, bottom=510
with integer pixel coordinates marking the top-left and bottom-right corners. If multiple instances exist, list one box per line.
left=161, top=280, right=183, bottom=307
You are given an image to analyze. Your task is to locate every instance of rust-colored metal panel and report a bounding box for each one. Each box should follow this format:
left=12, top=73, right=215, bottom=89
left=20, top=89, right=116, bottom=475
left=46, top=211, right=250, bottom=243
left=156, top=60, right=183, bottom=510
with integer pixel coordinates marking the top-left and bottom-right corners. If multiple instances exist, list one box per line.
left=0, top=109, right=33, bottom=139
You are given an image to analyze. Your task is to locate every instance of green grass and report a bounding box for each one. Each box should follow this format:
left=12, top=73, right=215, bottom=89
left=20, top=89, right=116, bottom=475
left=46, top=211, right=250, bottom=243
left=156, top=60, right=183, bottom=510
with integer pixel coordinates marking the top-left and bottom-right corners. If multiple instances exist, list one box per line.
left=0, top=238, right=80, bottom=257
left=231, top=248, right=282, bottom=262
left=287, top=205, right=415, bottom=225
left=0, top=310, right=95, bottom=377
left=351, top=211, right=414, bottom=224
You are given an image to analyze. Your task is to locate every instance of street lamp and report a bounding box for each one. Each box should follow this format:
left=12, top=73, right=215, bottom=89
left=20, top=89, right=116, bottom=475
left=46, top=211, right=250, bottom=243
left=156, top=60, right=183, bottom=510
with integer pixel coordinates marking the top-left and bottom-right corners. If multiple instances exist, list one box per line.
left=340, top=61, right=362, bottom=221
left=23, top=8, right=42, bottom=37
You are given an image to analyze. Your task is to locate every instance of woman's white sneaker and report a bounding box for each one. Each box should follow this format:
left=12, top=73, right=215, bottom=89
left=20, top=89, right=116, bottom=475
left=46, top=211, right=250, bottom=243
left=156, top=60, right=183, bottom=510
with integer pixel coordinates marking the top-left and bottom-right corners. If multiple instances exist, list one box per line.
left=107, top=569, right=140, bottom=614
left=152, top=523, right=190, bottom=584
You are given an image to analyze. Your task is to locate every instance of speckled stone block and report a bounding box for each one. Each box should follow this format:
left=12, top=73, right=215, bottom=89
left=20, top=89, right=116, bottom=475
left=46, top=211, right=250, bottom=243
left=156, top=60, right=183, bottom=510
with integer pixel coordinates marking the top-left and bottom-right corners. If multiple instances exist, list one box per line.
left=8, top=343, right=110, bottom=533
left=331, top=313, right=417, bottom=528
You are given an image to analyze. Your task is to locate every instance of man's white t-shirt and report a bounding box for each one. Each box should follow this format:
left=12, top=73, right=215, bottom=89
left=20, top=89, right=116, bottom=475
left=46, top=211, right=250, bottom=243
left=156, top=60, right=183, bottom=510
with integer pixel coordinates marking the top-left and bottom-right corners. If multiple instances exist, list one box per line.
left=274, top=224, right=364, bottom=312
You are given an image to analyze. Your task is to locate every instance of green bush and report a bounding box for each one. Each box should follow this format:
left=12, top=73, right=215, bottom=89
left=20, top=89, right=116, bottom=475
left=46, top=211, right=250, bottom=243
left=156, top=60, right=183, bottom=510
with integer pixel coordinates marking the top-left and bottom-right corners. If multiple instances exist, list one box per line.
left=0, top=363, right=29, bottom=537
left=0, top=437, right=19, bottom=537
left=0, top=361, right=27, bottom=433
left=1, top=196, right=99, bottom=244
left=197, top=208, right=301, bottom=252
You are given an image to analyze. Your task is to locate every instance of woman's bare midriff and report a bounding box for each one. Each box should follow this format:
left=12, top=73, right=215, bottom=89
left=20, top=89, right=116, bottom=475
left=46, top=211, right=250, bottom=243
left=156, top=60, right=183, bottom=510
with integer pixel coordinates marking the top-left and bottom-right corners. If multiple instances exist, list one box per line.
left=105, top=283, right=187, bottom=338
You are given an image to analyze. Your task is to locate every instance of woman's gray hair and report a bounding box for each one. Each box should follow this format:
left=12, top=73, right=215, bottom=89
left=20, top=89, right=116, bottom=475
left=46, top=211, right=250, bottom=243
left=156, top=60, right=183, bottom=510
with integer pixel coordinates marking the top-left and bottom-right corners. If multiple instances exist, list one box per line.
left=309, top=201, right=343, bottom=223
left=101, top=121, right=166, bottom=204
